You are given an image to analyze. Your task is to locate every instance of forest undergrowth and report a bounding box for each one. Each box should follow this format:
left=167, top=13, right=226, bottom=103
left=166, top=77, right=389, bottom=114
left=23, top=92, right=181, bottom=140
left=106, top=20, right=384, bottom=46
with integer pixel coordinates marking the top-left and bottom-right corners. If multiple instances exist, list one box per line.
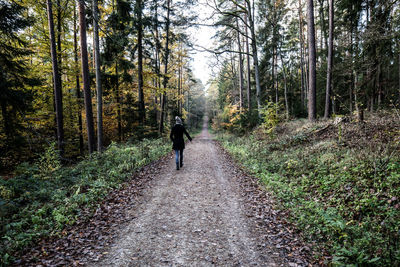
left=217, top=112, right=400, bottom=265
left=0, top=138, right=171, bottom=265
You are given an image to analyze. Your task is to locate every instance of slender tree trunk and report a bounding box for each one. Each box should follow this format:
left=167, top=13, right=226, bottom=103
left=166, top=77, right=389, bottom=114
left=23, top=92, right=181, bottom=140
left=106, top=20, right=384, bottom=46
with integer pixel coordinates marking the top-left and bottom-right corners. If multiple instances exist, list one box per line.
left=159, top=0, right=171, bottom=133
left=324, top=0, right=334, bottom=118
left=349, top=27, right=354, bottom=114
left=246, top=0, right=261, bottom=115
left=153, top=1, right=161, bottom=125
left=93, top=0, right=103, bottom=152
left=307, top=0, right=317, bottom=121
left=245, top=14, right=251, bottom=111
left=73, top=3, right=84, bottom=155
left=178, top=43, right=183, bottom=115
left=236, top=18, right=244, bottom=112
left=274, top=50, right=279, bottom=105
left=56, top=0, right=62, bottom=99
left=47, top=0, right=64, bottom=156
left=398, top=53, right=400, bottom=106
left=115, top=62, right=122, bottom=141
left=298, top=0, right=306, bottom=110
left=272, top=46, right=275, bottom=102
left=77, top=0, right=95, bottom=154
left=136, top=0, right=145, bottom=125
left=178, top=55, right=181, bottom=114
left=377, top=63, right=382, bottom=108
left=318, top=0, right=328, bottom=57
left=280, top=54, right=290, bottom=120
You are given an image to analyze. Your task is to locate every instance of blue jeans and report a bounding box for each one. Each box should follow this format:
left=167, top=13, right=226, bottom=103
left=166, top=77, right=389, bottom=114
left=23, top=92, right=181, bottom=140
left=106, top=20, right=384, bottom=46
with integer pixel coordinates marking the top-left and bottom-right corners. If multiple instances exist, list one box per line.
left=175, top=149, right=183, bottom=165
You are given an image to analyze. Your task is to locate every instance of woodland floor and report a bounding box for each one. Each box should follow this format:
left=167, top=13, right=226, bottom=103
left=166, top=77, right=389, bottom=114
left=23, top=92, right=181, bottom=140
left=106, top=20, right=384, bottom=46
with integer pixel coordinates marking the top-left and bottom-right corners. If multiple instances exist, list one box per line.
left=17, top=119, right=313, bottom=266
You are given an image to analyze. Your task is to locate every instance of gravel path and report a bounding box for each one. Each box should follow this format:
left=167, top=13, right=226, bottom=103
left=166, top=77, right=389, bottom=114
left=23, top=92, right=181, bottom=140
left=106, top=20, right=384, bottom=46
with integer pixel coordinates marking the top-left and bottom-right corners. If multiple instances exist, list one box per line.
left=91, top=120, right=277, bottom=267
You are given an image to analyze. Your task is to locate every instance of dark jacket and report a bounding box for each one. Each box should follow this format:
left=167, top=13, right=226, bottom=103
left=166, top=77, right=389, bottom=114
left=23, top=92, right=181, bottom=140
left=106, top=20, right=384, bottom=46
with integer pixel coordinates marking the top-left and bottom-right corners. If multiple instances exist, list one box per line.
left=170, top=124, right=192, bottom=150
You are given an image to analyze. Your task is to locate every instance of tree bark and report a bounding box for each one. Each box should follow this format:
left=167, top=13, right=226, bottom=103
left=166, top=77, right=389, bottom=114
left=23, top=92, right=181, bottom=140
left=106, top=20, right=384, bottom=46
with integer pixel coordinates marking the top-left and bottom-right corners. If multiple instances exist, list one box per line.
left=246, top=0, right=261, bottom=116
left=298, top=0, right=306, bottom=110
left=324, top=0, right=334, bottom=118
left=47, top=0, right=64, bottom=156
left=153, top=0, right=161, bottom=125
left=73, top=2, right=84, bottom=155
left=236, top=19, right=244, bottom=112
left=77, top=0, right=95, bottom=154
left=159, top=0, right=171, bottom=133
left=280, top=54, right=290, bottom=120
left=377, top=63, right=382, bottom=108
left=115, top=62, right=122, bottom=141
left=245, top=13, right=251, bottom=111
left=93, top=0, right=103, bottom=152
left=272, top=46, right=275, bottom=102
left=307, top=0, right=317, bottom=121
left=136, top=0, right=145, bottom=125
left=178, top=43, right=183, bottom=115
left=56, top=0, right=63, bottom=101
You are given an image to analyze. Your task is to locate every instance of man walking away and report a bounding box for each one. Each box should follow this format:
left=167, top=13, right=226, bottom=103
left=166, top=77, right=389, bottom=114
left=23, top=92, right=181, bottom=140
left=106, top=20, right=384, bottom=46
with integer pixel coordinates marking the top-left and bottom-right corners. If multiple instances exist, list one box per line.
left=170, top=116, right=192, bottom=170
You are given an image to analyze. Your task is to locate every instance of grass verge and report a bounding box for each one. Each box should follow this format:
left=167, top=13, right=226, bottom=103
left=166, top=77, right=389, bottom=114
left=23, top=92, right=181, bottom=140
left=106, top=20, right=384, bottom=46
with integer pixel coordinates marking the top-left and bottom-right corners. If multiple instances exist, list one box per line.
left=216, top=118, right=400, bottom=265
left=0, top=138, right=171, bottom=265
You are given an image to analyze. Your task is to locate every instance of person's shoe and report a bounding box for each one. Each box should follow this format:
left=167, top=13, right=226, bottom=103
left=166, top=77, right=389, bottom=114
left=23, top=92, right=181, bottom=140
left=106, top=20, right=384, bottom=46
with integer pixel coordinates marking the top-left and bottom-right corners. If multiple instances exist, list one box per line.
left=180, top=162, right=183, bottom=167
left=176, top=163, right=180, bottom=170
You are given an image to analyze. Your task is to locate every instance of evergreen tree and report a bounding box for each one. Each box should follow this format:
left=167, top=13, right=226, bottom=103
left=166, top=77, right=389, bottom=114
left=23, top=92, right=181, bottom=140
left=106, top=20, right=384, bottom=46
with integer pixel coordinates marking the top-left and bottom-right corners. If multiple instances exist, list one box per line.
left=0, top=1, right=37, bottom=142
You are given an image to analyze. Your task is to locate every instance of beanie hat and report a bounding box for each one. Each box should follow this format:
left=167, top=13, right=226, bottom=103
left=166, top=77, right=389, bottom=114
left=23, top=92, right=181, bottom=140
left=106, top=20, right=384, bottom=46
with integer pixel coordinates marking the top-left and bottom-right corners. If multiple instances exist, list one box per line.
left=175, top=116, right=182, bottom=125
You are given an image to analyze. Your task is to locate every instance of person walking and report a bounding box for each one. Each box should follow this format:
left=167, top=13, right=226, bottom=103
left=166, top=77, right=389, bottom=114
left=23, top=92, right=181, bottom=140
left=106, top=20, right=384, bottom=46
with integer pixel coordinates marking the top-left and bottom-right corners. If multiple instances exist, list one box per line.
left=170, top=116, right=192, bottom=170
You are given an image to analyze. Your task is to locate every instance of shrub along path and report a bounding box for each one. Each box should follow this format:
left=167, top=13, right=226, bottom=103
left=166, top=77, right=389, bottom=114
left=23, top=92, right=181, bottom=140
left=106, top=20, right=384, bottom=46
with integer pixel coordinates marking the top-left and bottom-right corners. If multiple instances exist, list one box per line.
left=18, top=120, right=313, bottom=266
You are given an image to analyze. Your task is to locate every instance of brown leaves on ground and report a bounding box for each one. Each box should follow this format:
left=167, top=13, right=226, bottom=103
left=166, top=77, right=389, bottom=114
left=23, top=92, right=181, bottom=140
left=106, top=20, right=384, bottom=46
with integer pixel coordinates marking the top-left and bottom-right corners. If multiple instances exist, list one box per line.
left=16, top=137, right=322, bottom=266
left=14, top=156, right=170, bottom=266
left=217, top=142, right=319, bottom=266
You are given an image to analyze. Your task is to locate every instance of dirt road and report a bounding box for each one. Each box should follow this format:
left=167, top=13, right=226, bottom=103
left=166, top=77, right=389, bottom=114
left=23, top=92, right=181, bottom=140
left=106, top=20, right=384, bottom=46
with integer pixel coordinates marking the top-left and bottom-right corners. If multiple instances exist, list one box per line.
left=91, top=120, right=277, bottom=266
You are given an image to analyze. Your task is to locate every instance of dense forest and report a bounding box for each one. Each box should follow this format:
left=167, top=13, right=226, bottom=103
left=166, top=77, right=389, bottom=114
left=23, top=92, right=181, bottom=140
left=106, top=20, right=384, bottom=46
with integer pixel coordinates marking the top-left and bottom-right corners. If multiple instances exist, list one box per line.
left=206, top=0, right=399, bottom=130
left=1, top=0, right=399, bottom=167
left=0, top=0, right=205, bottom=173
left=1, top=0, right=400, bottom=265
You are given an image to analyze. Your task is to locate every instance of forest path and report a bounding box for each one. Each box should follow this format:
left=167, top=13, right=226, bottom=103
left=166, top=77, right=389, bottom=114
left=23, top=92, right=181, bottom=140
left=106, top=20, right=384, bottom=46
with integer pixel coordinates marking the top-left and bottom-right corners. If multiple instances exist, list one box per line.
left=90, top=119, right=277, bottom=266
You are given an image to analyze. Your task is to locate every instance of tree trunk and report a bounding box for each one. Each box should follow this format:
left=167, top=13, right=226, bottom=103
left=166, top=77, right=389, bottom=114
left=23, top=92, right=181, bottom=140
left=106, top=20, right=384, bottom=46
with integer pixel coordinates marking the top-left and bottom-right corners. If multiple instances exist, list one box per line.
left=115, top=62, right=122, bottom=141
left=159, top=0, right=171, bottom=133
left=280, top=54, right=290, bottom=120
left=307, top=0, right=317, bottom=121
left=272, top=46, right=275, bottom=102
left=136, top=0, right=145, bottom=125
left=398, top=53, right=400, bottom=106
left=178, top=44, right=183, bottom=115
left=56, top=0, right=62, bottom=100
left=73, top=2, right=84, bottom=155
left=324, top=0, right=333, bottom=119
left=178, top=54, right=181, bottom=114
left=47, top=0, right=64, bottom=156
left=274, top=50, right=279, bottom=105
left=298, top=0, right=306, bottom=110
left=236, top=18, right=244, bottom=112
left=153, top=1, right=161, bottom=125
left=77, top=0, right=95, bottom=154
left=377, top=63, right=382, bottom=108
left=318, top=0, right=328, bottom=57
left=93, top=0, right=103, bottom=152
left=245, top=13, right=252, bottom=111
left=354, top=69, right=362, bottom=121
left=246, top=0, right=261, bottom=116
left=349, top=28, right=354, bottom=114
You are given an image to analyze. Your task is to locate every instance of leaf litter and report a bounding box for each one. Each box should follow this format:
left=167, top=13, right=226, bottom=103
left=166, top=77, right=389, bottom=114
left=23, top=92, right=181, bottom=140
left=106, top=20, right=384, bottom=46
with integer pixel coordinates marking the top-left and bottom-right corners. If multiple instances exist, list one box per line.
left=15, top=124, right=317, bottom=266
